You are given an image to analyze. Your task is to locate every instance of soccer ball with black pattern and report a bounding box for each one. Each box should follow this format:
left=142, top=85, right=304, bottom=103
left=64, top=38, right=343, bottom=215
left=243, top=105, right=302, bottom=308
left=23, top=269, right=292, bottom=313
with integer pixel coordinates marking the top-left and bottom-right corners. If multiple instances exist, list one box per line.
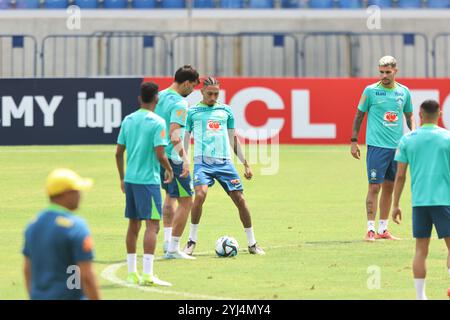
left=215, top=236, right=239, bottom=257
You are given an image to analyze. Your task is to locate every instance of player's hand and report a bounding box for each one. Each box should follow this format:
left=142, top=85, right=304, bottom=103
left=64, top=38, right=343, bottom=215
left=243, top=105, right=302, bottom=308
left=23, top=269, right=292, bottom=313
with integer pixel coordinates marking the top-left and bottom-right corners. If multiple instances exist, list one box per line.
left=392, top=206, right=402, bottom=224
left=351, top=142, right=361, bottom=160
left=180, top=162, right=190, bottom=178
left=120, top=180, right=125, bottom=194
left=164, top=169, right=174, bottom=184
left=244, top=165, right=253, bottom=180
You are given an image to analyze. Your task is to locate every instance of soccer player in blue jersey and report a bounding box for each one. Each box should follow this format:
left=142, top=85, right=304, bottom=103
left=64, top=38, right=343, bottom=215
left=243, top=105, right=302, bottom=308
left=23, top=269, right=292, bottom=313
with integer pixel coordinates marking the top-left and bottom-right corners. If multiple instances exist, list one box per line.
left=155, top=65, right=200, bottom=260
left=182, top=77, right=265, bottom=256
left=391, top=100, right=450, bottom=300
left=116, top=82, right=174, bottom=286
left=351, top=56, right=415, bottom=242
left=23, top=168, right=100, bottom=300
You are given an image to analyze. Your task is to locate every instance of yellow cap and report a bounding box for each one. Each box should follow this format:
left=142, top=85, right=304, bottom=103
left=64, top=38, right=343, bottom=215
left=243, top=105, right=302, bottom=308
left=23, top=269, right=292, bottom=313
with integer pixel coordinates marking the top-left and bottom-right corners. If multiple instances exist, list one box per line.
left=46, top=168, right=93, bottom=197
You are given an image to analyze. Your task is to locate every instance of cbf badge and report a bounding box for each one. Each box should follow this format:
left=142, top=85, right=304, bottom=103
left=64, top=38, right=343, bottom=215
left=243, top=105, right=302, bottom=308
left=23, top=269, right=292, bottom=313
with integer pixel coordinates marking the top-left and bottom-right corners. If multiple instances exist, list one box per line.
left=370, top=169, right=377, bottom=181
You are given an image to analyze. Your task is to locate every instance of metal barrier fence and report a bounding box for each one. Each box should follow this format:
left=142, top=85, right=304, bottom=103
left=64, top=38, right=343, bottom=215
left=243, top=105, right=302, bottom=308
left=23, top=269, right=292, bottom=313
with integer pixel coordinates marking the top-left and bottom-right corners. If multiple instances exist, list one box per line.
left=432, top=33, right=450, bottom=78
left=170, top=32, right=299, bottom=77
left=0, top=32, right=442, bottom=78
left=41, top=33, right=168, bottom=77
left=298, top=32, right=429, bottom=77
left=0, top=35, right=37, bottom=78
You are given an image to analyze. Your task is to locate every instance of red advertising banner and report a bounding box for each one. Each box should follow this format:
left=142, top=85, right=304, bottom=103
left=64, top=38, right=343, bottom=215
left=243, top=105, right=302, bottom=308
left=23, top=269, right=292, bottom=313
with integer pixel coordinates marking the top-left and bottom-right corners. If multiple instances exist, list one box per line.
left=144, top=77, right=450, bottom=144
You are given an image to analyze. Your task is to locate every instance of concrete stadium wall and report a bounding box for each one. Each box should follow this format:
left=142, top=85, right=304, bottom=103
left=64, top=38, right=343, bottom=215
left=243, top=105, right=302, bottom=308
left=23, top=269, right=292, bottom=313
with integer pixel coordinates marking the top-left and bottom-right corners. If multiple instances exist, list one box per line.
left=0, top=9, right=449, bottom=77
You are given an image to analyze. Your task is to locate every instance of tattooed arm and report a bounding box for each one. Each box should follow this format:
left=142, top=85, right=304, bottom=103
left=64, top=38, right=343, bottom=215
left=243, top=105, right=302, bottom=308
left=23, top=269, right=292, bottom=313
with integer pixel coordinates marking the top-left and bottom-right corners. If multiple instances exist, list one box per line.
left=350, top=110, right=366, bottom=160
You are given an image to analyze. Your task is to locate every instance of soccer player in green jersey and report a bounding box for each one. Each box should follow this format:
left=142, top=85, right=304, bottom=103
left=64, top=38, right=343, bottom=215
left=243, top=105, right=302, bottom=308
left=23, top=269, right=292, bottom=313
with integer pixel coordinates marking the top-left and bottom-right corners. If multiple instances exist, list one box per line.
left=116, top=82, right=174, bottom=286
left=391, top=100, right=450, bottom=300
left=155, top=65, right=200, bottom=260
left=182, top=77, right=265, bottom=256
left=351, top=56, right=415, bottom=242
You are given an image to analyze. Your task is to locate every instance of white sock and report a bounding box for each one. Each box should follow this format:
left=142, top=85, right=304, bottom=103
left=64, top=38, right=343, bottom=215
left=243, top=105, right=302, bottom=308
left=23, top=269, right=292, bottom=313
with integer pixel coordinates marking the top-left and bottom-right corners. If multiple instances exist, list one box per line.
left=127, top=253, right=137, bottom=273
left=143, top=254, right=154, bottom=276
left=168, top=236, right=180, bottom=253
left=189, top=224, right=199, bottom=242
left=414, top=279, right=427, bottom=300
left=378, top=219, right=388, bottom=234
left=164, top=227, right=172, bottom=242
left=448, top=268, right=450, bottom=276
left=245, top=227, right=256, bottom=247
left=367, top=220, right=375, bottom=232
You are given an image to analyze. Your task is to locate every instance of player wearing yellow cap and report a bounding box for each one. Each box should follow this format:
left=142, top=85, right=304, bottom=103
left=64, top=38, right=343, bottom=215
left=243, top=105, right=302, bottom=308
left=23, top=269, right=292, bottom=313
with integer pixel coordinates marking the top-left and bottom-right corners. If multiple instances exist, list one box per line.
left=22, top=168, right=100, bottom=300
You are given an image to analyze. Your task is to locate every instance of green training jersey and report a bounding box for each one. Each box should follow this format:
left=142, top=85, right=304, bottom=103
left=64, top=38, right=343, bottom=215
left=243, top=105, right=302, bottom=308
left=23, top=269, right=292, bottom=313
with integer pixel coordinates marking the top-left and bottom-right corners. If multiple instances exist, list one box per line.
left=117, top=109, right=167, bottom=185
left=358, top=81, right=413, bottom=149
left=186, top=102, right=235, bottom=159
left=395, top=124, right=450, bottom=207
left=154, top=88, right=189, bottom=162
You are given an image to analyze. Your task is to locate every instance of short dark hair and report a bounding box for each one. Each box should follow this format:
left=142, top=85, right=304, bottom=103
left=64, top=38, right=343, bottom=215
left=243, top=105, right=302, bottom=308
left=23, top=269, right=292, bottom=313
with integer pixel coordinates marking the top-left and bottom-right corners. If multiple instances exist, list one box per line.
left=140, top=82, right=158, bottom=103
left=420, top=99, right=440, bottom=115
left=174, top=65, right=199, bottom=84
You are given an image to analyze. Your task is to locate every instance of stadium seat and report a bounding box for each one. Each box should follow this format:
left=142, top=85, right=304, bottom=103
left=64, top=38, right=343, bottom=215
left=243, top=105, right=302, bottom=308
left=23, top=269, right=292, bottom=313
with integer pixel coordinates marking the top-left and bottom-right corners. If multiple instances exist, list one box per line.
left=103, top=0, right=128, bottom=8
left=248, top=0, right=274, bottom=8
left=309, top=0, right=333, bottom=8
left=396, top=0, right=421, bottom=8
left=367, top=0, right=392, bottom=7
left=15, top=0, right=40, bottom=8
left=338, top=0, right=362, bottom=8
left=281, top=0, right=301, bottom=7
left=132, top=0, right=156, bottom=7
left=193, top=0, right=214, bottom=7
left=0, top=0, right=10, bottom=8
left=74, top=0, right=98, bottom=8
left=220, top=0, right=243, bottom=7
left=44, top=0, right=68, bottom=8
left=427, top=0, right=449, bottom=7
left=161, top=0, right=185, bottom=8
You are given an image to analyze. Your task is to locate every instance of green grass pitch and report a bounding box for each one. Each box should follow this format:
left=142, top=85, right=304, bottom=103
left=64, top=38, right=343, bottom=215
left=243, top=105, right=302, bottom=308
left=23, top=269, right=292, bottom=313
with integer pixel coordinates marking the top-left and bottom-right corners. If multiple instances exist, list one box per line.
left=0, top=145, right=448, bottom=300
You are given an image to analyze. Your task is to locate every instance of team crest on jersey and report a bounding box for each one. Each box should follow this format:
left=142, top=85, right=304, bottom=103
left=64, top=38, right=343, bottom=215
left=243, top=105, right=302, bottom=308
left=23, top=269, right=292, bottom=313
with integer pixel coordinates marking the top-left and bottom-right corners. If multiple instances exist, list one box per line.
left=396, top=97, right=404, bottom=108
left=230, top=179, right=241, bottom=185
left=207, top=120, right=221, bottom=131
left=384, top=111, right=398, bottom=123
left=370, top=169, right=377, bottom=181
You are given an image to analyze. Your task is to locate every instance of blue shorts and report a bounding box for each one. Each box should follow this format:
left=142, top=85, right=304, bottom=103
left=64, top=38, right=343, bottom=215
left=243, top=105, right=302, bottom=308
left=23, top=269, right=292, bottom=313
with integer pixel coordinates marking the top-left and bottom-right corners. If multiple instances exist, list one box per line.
left=124, top=183, right=162, bottom=220
left=193, top=157, right=243, bottom=193
left=413, top=206, right=450, bottom=239
left=160, top=159, right=193, bottom=198
left=366, top=145, right=397, bottom=184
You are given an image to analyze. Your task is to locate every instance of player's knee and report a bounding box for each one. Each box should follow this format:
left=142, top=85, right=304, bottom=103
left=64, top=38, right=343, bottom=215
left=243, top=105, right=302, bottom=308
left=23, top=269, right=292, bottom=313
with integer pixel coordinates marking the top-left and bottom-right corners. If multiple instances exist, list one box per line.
left=195, top=191, right=207, bottom=204
left=368, top=184, right=381, bottom=194
left=415, top=247, right=429, bottom=258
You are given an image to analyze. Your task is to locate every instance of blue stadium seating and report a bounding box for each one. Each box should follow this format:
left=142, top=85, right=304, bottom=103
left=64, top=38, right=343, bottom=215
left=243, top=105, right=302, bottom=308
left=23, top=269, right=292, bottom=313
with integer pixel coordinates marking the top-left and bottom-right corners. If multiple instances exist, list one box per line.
left=281, top=0, right=301, bottom=7
left=367, top=0, right=392, bottom=7
left=309, top=0, right=334, bottom=8
left=132, top=0, right=156, bottom=7
left=44, top=0, right=68, bottom=8
left=15, top=0, right=40, bottom=8
left=397, top=0, right=421, bottom=8
left=161, top=0, right=185, bottom=8
left=193, top=0, right=215, bottom=8
left=339, top=0, right=362, bottom=8
left=0, top=0, right=10, bottom=8
left=103, top=0, right=128, bottom=8
left=220, top=0, right=243, bottom=7
left=248, top=0, right=274, bottom=8
left=74, top=0, right=98, bottom=8
left=427, top=0, right=449, bottom=7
